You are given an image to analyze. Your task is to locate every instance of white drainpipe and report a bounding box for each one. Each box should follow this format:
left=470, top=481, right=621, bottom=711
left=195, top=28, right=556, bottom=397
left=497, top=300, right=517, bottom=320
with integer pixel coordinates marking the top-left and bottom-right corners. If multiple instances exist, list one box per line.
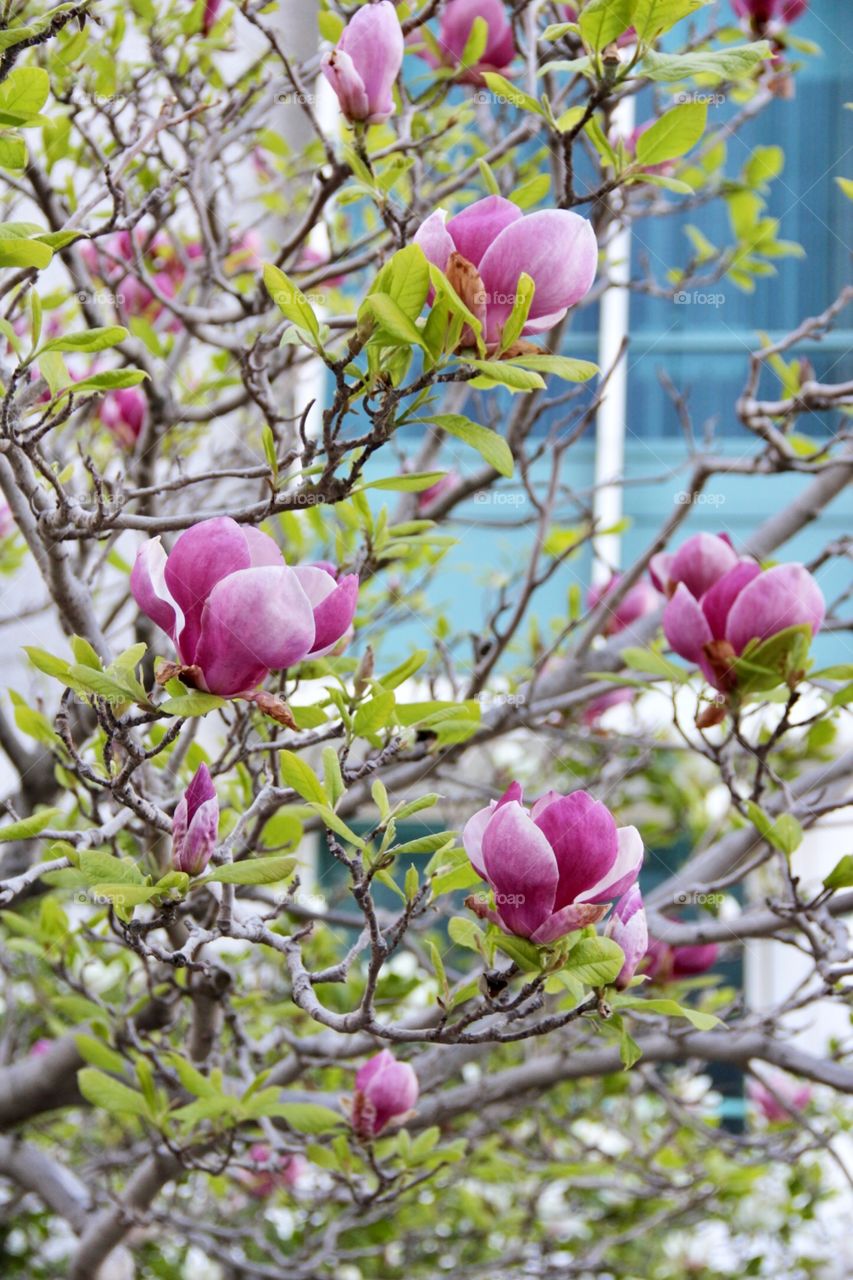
left=592, top=91, right=635, bottom=585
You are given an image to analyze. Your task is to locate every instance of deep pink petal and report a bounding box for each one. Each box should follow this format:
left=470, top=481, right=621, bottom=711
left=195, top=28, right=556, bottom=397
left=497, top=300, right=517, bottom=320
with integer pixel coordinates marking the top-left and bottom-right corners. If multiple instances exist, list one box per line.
left=439, top=0, right=514, bottom=67
left=446, top=196, right=523, bottom=269
left=529, top=901, right=608, bottom=945
left=580, top=825, right=643, bottom=904
left=462, top=782, right=524, bottom=878
left=292, top=568, right=359, bottom=656
left=164, top=517, right=251, bottom=664
left=481, top=801, right=558, bottom=938
left=663, top=583, right=714, bottom=663
left=668, top=532, right=739, bottom=600
left=193, top=566, right=316, bottom=696
left=701, top=560, right=761, bottom=639
left=478, top=210, right=597, bottom=345
left=533, top=791, right=618, bottom=910
left=725, top=563, right=825, bottom=656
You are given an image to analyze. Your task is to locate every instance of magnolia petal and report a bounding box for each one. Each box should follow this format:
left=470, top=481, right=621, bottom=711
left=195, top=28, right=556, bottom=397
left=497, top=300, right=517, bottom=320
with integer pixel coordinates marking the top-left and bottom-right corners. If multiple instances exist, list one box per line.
left=462, top=781, right=524, bottom=879
left=446, top=195, right=522, bottom=269
left=581, top=825, right=643, bottom=904
left=164, top=517, right=252, bottom=664
left=668, top=532, right=739, bottom=601
left=478, top=209, right=597, bottom=345
left=663, top=583, right=714, bottom=663
left=701, top=560, right=761, bottom=639
left=194, top=566, right=316, bottom=696
left=529, top=901, right=609, bottom=945
left=130, top=537, right=181, bottom=646
left=533, top=791, right=619, bottom=910
left=321, top=49, right=371, bottom=122
left=725, top=563, right=825, bottom=656
left=481, top=801, right=558, bottom=938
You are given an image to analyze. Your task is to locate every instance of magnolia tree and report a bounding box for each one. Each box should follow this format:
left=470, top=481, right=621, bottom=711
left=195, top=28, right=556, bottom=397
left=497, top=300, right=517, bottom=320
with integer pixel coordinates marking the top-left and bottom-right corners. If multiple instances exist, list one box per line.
left=1, top=0, right=852, bottom=1276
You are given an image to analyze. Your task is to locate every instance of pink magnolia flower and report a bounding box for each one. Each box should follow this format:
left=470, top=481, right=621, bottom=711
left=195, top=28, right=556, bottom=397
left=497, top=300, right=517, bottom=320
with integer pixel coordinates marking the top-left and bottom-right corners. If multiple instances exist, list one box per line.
left=583, top=686, right=635, bottom=726
left=462, top=783, right=643, bottom=944
left=99, top=386, right=147, bottom=448
left=171, top=764, right=219, bottom=876
left=414, top=194, right=597, bottom=351
left=588, top=573, right=661, bottom=638
left=321, top=2, right=404, bottom=125
left=643, top=937, right=719, bottom=983
left=30, top=1038, right=53, bottom=1057
left=748, top=1072, right=812, bottom=1123
left=663, top=556, right=825, bottom=693
left=416, top=0, right=516, bottom=85
left=235, top=1144, right=307, bottom=1197
left=351, top=1050, right=419, bottom=1138
left=0, top=502, right=15, bottom=539
left=606, top=885, right=648, bottom=989
left=130, top=516, right=359, bottom=697
left=731, top=0, right=807, bottom=33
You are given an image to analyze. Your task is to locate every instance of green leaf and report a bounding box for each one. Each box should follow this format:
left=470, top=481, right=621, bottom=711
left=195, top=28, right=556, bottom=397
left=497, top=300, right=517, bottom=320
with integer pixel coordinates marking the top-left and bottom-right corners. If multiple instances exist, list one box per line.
left=323, top=747, right=345, bottom=807
left=459, top=14, right=489, bottom=72
left=353, top=690, right=395, bottom=737
left=493, top=933, right=543, bottom=972
left=364, top=293, right=426, bottom=349
left=480, top=71, right=543, bottom=117
left=77, top=1067, right=150, bottom=1119
left=744, top=802, right=803, bottom=857
left=74, top=1035, right=125, bottom=1074
left=639, top=41, right=771, bottom=83
left=497, top=271, right=535, bottom=356
left=629, top=0, right=709, bottom=42
left=564, top=936, right=625, bottom=986
left=0, top=236, right=52, bottom=268
left=263, top=263, right=321, bottom=341
left=372, top=244, right=430, bottom=322
left=615, top=994, right=723, bottom=1031
left=40, top=326, right=129, bottom=354
left=362, top=471, right=446, bottom=493
left=271, top=1102, right=343, bottom=1134
left=164, top=1054, right=217, bottom=1098
left=159, top=691, right=226, bottom=717
left=0, top=808, right=61, bottom=842
left=824, top=856, right=853, bottom=892
left=579, top=0, right=633, bottom=51
left=636, top=102, right=707, bottom=166
left=733, top=624, right=813, bottom=696
left=0, top=68, right=50, bottom=121
left=620, top=646, right=687, bottom=682
left=506, top=353, right=598, bottom=382
left=464, top=359, right=546, bottom=392
left=277, top=750, right=327, bottom=804
left=448, top=915, right=486, bottom=954
left=423, top=413, right=513, bottom=478
left=78, top=851, right=146, bottom=886
left=204, top=856, right=296, bottom=886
